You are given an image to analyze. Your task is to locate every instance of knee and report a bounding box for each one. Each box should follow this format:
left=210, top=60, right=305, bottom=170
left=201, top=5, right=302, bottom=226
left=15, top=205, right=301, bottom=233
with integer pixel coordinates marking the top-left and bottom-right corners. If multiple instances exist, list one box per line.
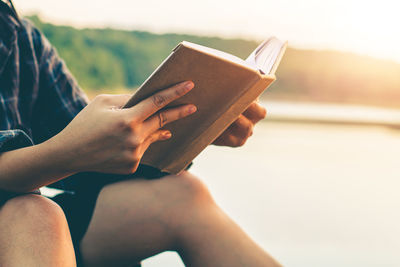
left=159, top=173, right=221, bottom=247
left=0, top=195, right=76, bottom=266
left=168, top=171, right=215, bottom=206
left=160, top=172, right=215, bottom=213
left=0, top=194, right=68, bottom=236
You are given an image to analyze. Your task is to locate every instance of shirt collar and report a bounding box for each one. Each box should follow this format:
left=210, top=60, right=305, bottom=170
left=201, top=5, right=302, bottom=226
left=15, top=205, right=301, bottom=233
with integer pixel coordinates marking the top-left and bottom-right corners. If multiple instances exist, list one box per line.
left=0, top=1, right=20, bottom=75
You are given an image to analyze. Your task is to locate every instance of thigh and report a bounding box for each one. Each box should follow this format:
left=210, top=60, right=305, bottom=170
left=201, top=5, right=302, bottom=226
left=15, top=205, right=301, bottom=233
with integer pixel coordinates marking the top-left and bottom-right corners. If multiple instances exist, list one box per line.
left=79, top=171, right=213, bottom=267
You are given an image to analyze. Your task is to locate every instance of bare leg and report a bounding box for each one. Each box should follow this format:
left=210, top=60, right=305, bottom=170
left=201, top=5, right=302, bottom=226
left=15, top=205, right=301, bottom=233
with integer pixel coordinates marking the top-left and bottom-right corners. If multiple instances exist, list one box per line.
left=80, top=172, right=281, bottom=267
left=0, top=194, right=76, bottom=267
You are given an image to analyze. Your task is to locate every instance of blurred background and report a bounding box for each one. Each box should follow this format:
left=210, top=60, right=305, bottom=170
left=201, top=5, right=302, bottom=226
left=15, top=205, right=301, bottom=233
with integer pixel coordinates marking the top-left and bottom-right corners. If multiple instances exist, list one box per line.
left=18, top=0, right=400, bottom=266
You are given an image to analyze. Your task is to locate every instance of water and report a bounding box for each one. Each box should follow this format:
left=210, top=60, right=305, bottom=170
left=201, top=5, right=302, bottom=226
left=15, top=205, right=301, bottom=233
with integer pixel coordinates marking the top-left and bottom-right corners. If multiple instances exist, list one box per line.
left=263, top=100, right=400, bottom=127
left=143, top=121, right=400, bottom=267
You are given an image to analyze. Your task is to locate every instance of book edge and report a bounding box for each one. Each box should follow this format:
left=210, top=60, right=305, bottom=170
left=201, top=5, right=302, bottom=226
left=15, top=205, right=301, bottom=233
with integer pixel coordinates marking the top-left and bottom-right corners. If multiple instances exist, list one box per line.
left=149, top=70, right=263, bottom=172
left=179, top=41, right=263, bottom=75
left=161, top=74, right=276, bottom=173
left=269, top=41, right=288, bottom=75
left=123, top=50, right=178, bottom=108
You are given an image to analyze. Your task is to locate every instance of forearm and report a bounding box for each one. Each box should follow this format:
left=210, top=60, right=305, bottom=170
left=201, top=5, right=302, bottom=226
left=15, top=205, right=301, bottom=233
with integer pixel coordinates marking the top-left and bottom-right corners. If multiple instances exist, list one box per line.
left=0, top=139, right=73, bottom=193
left=0, top=82, right=196, bottom=193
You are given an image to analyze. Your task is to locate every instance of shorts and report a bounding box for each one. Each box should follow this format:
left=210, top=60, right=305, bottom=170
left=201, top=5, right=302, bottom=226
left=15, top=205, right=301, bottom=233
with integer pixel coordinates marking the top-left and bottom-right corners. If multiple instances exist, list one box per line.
left=0, top=189, right=41, bottom=206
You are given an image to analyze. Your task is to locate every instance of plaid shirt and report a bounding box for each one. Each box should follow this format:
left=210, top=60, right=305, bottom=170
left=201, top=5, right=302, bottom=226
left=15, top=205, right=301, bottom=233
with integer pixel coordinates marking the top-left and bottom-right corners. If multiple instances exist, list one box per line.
left=0, top=2, right=168, bottom=196
left=0, top=2, right=89, bottom=193
left=0, top=3, right=88, bottom=154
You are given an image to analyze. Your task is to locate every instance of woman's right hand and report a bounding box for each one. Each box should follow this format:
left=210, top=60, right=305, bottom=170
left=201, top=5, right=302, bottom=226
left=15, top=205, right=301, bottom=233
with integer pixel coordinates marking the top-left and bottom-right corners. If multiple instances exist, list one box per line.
left=47, top=81, right=196, bottom=175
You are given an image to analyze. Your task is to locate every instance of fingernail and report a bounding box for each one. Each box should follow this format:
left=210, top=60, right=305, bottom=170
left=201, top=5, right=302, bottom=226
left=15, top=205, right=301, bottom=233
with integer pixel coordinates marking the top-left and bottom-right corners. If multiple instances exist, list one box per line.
left=164, top=131, right=172, bottom=138
left=184, top=81, right=194, bottom=90
left=188, top=105, right=197, bottom=114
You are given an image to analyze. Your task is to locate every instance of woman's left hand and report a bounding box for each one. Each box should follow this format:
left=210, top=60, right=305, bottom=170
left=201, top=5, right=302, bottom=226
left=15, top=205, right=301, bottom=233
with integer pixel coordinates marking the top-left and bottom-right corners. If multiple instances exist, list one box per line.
left=212, top=101, right=267, bottom=147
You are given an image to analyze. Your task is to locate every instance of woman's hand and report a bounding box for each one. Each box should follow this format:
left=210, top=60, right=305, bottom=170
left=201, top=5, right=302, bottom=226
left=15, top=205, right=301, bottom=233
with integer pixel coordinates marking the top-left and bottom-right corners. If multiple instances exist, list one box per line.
left=48, top=81, right=196, bottom=174
left=212, top=101, right=266, bottom=147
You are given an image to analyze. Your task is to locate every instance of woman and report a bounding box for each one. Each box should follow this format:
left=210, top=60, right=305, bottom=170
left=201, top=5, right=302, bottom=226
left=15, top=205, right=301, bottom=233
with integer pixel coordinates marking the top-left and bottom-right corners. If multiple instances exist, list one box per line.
left=0, top=1, right=280, bottom=266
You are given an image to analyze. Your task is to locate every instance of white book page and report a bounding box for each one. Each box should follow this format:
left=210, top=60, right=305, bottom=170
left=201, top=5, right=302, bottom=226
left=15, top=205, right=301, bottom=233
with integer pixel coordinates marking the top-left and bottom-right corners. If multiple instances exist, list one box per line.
left=246, top=37, right=285, bottom=74
left=182, top=39, right=285, bottom=74
left=182, top=41, right=249, bottom=67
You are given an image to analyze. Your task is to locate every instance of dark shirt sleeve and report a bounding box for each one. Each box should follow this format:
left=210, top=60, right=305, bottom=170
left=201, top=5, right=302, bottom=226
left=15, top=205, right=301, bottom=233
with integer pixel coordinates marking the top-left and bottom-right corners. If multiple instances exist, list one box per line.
left=0, top=18, right=87, bottom=196
left=0, top=21, right=86, bottom=153
left=0, top=129, right=33, bottom=152
left=28, top=20, right=89, bottom=144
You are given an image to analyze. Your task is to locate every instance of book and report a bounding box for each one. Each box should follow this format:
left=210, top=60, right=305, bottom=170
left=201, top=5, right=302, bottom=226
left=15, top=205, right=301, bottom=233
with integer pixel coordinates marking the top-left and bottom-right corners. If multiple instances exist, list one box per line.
left=124, top=37, right=287, bottom=174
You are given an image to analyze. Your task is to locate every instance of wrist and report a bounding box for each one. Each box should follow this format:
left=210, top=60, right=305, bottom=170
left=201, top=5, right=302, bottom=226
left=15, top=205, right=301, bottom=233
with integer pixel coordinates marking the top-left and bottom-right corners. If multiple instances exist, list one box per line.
left=0, top=138, right=77, bottom=192
left=39, top=136, right=78, bottom=177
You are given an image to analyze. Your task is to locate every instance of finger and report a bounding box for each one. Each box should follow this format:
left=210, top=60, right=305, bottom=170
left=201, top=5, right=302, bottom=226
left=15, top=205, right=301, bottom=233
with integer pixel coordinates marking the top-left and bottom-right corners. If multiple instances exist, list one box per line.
left=212, top=131, right=229, bottom=146
left=93, top=94, right=132, bottom=108
left=139, top=130, right=172, bottom=154
left=242, top=102, right=267, bottom=124
left=128, top=81, right=194, bottom=121
left=229, top=115, right=254, bottom=139
left=214, top=132, right=245, bottom=147
left=142, top=104, right=197, bottom=135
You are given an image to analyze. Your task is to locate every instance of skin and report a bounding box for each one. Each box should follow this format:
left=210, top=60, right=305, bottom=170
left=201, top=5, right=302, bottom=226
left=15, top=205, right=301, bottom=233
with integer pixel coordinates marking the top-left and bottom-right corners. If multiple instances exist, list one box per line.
left=0, top=81, right=274, bottom=266
left=80, top=172, right=280, bottom=267
left=213, top=101, right=267, bottom=147
left=0, top=195, right=76, bottom=267
left=0, top=81, right=197, bottom=192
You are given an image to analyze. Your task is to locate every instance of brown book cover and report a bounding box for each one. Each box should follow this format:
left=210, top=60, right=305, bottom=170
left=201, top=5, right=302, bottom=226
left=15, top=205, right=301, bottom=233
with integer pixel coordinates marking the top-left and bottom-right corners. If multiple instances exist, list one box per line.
left=124, top=38, right=287, bottom=174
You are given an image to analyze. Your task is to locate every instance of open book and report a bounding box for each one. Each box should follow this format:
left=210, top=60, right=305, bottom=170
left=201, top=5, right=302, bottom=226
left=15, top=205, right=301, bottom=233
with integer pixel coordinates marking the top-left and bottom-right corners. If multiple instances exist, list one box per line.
left=124, top=37, right=287, bottom=174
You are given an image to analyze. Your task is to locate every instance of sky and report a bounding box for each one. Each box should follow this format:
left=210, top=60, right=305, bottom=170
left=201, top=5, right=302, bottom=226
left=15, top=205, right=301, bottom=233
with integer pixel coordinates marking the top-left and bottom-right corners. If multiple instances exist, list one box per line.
left=16, top=0, right=400, bottom=63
